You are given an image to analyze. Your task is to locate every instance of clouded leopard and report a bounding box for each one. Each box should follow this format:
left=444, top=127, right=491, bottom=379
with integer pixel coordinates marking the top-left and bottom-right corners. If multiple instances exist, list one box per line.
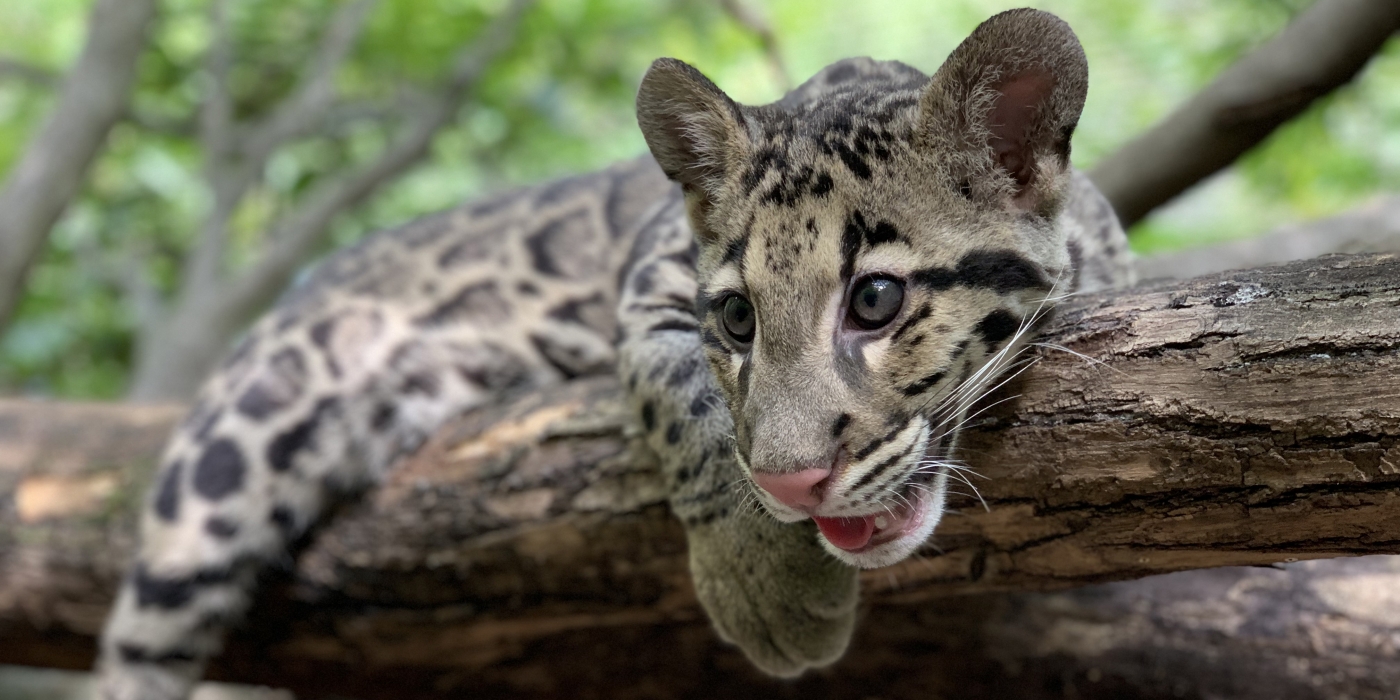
left=97, top=8, right=1132, bottom=698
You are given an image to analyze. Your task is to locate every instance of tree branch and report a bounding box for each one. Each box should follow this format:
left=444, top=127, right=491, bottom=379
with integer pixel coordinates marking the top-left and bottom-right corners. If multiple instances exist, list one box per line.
left=0, top=56, right=59, bottom=87
left=718, top=0, right=791, bottom=92
left=223, top=0, right=534, bottom=323
left=3, top=254, right=1399, bottom=696
left=240, top=0, right=380, bottom=161
left=0, top=0, right=158, bottom=336
left=1137, top=194, right=1400, bottom=280
left=1089, top=0, right=1400, bottom=229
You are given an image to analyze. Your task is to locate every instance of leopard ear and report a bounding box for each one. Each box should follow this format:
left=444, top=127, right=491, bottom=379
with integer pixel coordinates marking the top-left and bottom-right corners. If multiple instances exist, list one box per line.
left=918, top=8, right=1088, bottom=215
left=636, top=58, right=747, bottom=201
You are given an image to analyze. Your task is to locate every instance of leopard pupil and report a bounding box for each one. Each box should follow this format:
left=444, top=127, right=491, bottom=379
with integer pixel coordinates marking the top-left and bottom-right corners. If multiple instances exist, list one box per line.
left=850, top=277, right=903, bottom=329
left=723, top=296, right=755, bottom=343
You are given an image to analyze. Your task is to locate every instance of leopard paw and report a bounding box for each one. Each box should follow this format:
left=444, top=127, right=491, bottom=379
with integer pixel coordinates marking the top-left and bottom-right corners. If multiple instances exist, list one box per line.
left=686, top=505, right=859, bottom=677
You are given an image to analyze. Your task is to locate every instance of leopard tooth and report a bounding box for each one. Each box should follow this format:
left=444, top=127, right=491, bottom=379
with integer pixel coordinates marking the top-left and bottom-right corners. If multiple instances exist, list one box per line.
left=874, top=515, right=889, bottom=529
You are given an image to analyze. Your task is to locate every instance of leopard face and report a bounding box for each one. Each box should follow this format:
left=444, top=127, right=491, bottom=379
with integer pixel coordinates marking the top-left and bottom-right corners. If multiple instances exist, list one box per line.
left=638, top=9, right=1087, bottom=568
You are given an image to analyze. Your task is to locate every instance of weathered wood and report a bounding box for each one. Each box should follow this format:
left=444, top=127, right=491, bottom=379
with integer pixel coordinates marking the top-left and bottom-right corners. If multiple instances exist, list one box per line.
left=1, top=253, right=1398, bottom=697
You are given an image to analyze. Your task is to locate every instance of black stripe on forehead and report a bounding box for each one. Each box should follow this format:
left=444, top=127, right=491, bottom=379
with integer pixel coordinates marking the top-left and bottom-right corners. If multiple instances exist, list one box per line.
left=840, top=210, right=904, bottom=280
left=911, top=250, right=1051, bottom=294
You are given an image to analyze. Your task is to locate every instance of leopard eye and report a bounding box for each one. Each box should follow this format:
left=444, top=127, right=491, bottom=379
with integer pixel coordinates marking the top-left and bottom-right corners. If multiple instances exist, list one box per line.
left=721, top=295, right=756, bottom=346
left=849, top=276, right=904, bottom=330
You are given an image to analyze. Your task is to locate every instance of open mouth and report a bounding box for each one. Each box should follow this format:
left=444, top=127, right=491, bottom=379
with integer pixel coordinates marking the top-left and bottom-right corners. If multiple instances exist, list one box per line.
left=810, top=489, right=928, bottom=553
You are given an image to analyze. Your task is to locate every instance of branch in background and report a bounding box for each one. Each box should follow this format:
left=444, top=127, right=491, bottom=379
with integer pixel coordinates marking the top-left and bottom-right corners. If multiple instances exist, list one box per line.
left=0, top=0, right=158, bottom=337
left=1137, top=194, right=1400, bottom=279
left=1089, top=0, right=1400, bottom=229
left=718, top=0, right=791, bottom=92
left=2, top=254, right=1399, bottom=697
left=239, top=0, right=380, bottom=161
left=0, top=56, right=59, bottom=87
left=179, top=0, right=379, bottom=308
left=224, top=0, right=536, bottom=317
left=126, top=0, right=536, bottom=401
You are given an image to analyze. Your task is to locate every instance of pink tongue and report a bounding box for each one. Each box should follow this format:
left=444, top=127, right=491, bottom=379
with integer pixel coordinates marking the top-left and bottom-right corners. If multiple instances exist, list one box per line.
left=813, top=515, right=877, bottom=551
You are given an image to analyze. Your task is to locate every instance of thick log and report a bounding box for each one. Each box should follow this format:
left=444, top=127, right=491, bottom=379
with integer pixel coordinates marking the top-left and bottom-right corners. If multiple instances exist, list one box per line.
left=1, top=253, right=1399, bottom=697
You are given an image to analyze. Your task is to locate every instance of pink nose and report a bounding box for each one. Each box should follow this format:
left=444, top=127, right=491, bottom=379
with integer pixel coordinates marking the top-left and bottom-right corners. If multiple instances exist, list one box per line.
left=752, top=467, right=831, bottom=510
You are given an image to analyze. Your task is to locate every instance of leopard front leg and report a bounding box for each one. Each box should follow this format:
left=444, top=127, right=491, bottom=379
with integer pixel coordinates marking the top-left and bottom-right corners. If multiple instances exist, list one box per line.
left=617, top=196, right=858, bottom=676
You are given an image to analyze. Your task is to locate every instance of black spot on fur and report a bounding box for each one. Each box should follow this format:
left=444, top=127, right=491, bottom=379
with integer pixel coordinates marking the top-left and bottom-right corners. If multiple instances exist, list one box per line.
left=700, top=328, right=727, bottom=353
left=436, top=236, right=494, bottom=269
left=530, top=333, right=606, bottom=380
left=867, top=220, right=899, bottom=247
left=832, top=413, right=852, bottom=438
left=270, top=506, right=297, bottom=538
left=153, top=461, right=182, bottom=522
left=547, top=292, right=606, bottom=326
left=849, top=448, right=905, bottom=495
left=526, top=213, right=592, bottom=278
left=666, top=421, right=683, bottom=445
left=132, top=563, right=234, bottom=610
left=912, top=250, right=1049, bottom=294
left=193, top=439, right=245, bottom=501
left=891, top=304, right=931, bottom=342
left=901, top=372, right=946, bottom=396
left=649, top=319, right=699, bottom=335
left=118, top=643, right=198, bottom=665
left=631, top=263, right=657, bottom=296
left=415, top=281, right=506, bottom=327
left=668, top=357, right=700, bottom=387
left=690, top=393, right=714, bottom=417
left=236, top=348, right=307, bottom=420
left=309, top=318, right=341, bottom=378
left=204, top=517, right=239, bottom=539
left=840, top=212, right=865, bottom=280
left=190, top=406, right=222, bottom=444
left=267, top=398, right=338, bottom=473
left=958, top=251, right=1050, bottom=293
left=722, top=236, right=748, bottom=266
left=833, top=142, right=872, bottom=179
left=855, top=421, right=907, bottom=461
left=641, top=401, right=656, bottom=431
left=371, top=402, right=396, bottom=432
left=812, top=172, right=834, bottom=196
left=402, top=372, right=440, bottom=397
left=976, top=309, right=1019, bottom=345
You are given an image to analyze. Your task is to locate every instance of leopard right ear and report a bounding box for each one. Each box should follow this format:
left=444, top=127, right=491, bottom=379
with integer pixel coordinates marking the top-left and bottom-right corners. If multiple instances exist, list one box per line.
left=918, top=9, right=1088, bottom=216
left=636, top=58, right=748, bottom=203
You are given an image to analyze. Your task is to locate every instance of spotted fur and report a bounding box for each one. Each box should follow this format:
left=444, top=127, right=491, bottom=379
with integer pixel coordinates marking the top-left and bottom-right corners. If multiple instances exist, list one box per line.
left=97, top=9, right=1132, bottom=698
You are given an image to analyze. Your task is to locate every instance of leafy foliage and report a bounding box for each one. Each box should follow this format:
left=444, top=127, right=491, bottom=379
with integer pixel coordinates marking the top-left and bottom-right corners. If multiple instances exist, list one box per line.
left=0, top=0, right=1397, bottom=397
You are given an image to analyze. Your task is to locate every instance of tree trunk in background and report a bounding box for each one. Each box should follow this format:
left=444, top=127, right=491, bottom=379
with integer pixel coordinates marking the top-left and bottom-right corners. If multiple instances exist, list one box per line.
left=0, top=0, right=158, bottom=335
left=1089, top=0, right=1400, bottom=229
left=2, top=254, right=1398, bottom=697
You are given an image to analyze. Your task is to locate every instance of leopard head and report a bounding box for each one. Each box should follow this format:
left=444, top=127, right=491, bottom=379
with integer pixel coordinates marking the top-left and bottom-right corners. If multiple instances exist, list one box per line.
left=636, top=8, right=1087, bottom=568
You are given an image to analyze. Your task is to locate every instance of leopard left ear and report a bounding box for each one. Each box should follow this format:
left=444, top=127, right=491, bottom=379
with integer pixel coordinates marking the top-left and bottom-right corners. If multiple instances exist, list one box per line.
left=636, top=58, right=748, bottom=223
left=919, top=8, right=1088, bottom=215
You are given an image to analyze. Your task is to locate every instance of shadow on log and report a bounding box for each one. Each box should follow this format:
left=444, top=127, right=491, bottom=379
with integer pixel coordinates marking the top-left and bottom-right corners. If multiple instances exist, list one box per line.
left=2, top=254, right=1399, bottom=698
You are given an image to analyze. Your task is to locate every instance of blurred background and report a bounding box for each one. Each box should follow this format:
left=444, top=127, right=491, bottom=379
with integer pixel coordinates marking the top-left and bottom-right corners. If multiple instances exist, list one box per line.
left=0, top=0, right=1396, bottom=400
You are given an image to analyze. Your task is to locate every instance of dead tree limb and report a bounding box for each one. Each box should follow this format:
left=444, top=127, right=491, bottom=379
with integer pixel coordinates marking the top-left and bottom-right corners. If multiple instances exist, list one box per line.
left=1, top=254, right=1399, bottom=697
left=0, top=0, right=158, bottom=335
left=1089, top=0, right=1400, bottom=228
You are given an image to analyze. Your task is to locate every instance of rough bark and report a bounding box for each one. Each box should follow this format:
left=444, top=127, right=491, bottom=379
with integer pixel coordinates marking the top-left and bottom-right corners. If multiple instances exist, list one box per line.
left=0, top=0, right=158, bottom=335
left=1089, top=0, right=1400, bottom=229
left=2, top=253, right=1399, bottom=698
